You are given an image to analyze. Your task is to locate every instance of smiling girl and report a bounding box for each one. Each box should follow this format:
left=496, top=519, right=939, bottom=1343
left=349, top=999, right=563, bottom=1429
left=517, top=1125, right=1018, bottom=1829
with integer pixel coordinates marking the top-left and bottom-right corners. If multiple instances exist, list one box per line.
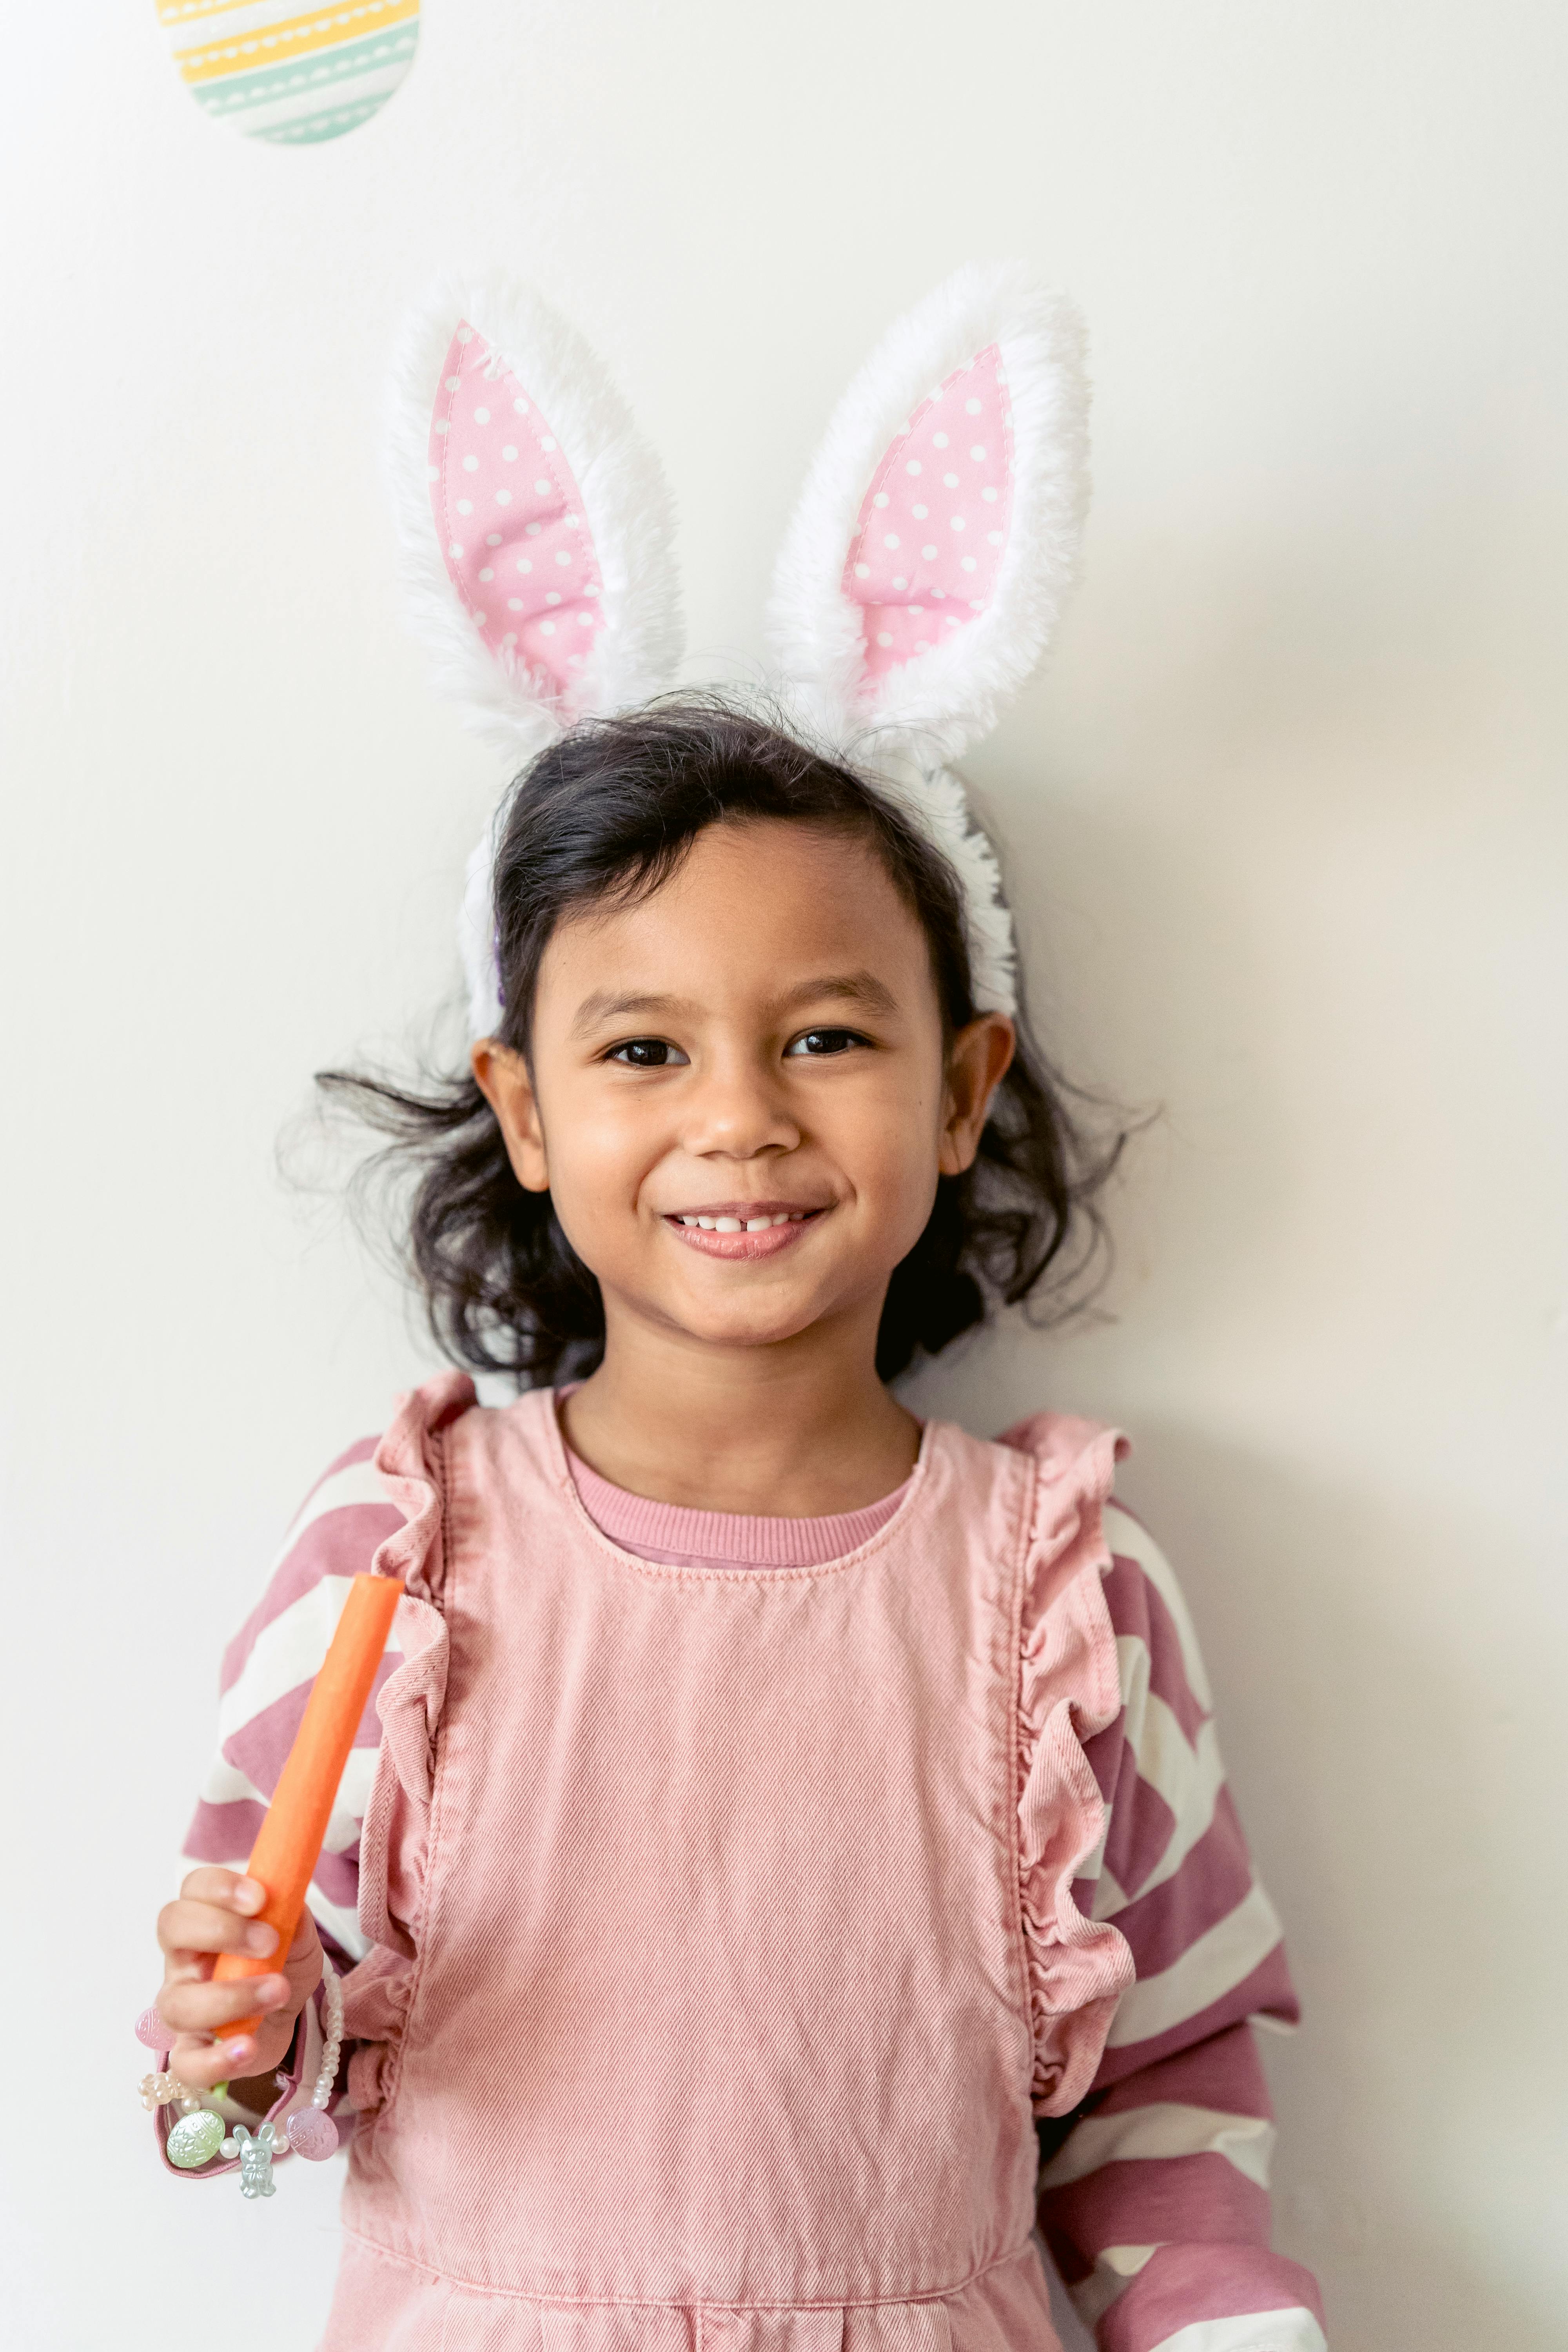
left=146, top=272, right=1325, bottom=2352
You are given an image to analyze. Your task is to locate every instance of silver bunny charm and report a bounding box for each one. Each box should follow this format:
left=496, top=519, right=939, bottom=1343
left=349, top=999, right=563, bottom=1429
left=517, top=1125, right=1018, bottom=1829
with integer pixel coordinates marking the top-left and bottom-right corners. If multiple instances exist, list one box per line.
left=220, top=2120, right=281, bottom=2198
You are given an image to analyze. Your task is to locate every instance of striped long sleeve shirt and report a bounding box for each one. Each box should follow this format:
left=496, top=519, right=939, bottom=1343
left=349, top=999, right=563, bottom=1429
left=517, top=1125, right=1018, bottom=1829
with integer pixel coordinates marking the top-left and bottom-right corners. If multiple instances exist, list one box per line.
left=181, top=1432, right=1325, bottom=2352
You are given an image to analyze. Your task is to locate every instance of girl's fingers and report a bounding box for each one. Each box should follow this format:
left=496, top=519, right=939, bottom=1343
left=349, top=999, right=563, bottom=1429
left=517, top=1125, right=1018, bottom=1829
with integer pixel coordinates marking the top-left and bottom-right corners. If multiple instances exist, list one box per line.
left=166, top=2035, right=246, bottom=2090
left=156, top=1973, right=293, bottom=2038
left=167, top=2022, right=291, bottom=2090
left=174, top=1866, right=267, bottom=1913
left=157, top=1897, right=281, bottom=1961
left=285, top=1910, right=321, bottom=1961
left=150, top=1873, right=322, bottom=2091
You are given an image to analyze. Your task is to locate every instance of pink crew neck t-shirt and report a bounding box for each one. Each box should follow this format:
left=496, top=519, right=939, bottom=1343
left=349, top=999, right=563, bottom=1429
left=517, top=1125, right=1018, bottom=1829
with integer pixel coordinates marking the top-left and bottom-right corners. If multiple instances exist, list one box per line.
left=563, top=1442, right=913, bottom=1569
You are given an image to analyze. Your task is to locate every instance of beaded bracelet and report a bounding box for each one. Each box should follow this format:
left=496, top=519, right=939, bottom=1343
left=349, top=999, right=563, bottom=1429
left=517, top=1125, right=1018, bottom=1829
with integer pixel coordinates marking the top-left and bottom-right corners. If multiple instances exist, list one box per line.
left=137, top=1950, right=344, bottom=2198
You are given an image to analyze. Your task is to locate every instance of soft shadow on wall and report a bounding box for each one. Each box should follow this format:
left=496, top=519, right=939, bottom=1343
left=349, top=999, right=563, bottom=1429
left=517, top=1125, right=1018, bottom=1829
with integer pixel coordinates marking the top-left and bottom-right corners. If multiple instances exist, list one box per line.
left=903, top=459, right=1561, bottom=2347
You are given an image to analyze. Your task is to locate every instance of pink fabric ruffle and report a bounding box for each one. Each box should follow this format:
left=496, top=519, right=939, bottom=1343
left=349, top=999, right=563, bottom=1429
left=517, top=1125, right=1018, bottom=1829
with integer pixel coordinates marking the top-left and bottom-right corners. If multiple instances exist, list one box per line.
left=343, top=1943, right=417, bottom=2119
left=1000, top=1413, right=1136, bottom=2117
left=343, top=1373, right=473, bottom=2101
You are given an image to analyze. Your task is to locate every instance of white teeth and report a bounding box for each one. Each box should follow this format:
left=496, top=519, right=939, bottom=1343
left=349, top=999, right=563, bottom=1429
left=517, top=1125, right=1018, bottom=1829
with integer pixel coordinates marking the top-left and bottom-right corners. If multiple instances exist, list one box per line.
left=679, top=1211, right=808, bottom=1232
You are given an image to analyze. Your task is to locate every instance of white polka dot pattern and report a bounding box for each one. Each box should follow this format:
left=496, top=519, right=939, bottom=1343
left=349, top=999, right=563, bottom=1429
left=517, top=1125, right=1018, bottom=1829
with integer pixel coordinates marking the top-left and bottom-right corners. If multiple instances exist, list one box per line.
left=842, top=346, right=1014, bottom=685
left=428, top=324, right=604, bottom=705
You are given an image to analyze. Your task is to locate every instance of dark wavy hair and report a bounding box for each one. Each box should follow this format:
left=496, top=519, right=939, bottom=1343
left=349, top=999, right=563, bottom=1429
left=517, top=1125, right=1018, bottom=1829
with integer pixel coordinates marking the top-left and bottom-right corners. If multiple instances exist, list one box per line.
left=319, top=700, right=1127, bottom=1385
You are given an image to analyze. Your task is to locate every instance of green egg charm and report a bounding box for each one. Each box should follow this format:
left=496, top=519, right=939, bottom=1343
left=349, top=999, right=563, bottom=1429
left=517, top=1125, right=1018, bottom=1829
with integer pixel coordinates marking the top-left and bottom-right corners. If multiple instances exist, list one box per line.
left=166, top=2108, right=226, bottom=2169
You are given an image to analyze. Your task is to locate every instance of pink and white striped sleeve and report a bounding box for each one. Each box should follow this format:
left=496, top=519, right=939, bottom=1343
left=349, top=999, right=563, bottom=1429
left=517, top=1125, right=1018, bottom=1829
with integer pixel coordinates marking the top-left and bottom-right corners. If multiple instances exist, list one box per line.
left=1036, top=1501, right=1327, bottom=2352
left=179, top=1437, right=408, bottom=1968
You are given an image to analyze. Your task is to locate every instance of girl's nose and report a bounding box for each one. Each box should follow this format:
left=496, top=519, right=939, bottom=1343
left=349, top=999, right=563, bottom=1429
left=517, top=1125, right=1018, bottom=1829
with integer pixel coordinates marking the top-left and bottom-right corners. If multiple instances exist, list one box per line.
left=682, top=1059, right=801, bottom=1159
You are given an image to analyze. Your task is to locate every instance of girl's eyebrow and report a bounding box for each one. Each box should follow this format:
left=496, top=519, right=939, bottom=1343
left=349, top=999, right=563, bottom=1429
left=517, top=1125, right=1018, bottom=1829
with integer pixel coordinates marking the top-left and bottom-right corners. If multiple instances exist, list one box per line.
left=775, top=971, right=901, bottom=1018
left=570, top=989, right=691, bottom=1036
left=569, top=971, right=900, bottom=1038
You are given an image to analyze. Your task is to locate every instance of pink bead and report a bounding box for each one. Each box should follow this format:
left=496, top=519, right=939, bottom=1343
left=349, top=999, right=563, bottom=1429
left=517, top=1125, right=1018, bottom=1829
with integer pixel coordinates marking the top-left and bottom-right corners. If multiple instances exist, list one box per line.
left=134, top=2005, right=171, bottom=2051
left=287, top=2109, right=339, bottom=2160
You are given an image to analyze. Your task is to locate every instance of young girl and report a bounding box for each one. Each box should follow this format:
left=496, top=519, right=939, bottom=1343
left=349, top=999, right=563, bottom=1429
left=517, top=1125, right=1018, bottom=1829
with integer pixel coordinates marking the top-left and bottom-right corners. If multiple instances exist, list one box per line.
left=147, top=269, right=1327, bottom=2352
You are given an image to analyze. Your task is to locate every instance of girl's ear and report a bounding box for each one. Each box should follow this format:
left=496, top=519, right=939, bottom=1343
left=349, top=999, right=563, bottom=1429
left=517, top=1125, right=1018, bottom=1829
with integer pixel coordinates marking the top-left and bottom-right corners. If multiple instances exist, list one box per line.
left=938, top=1013, right=1017, bottom=1178
left=764, top=263, right=1088, bottom=766
left=387, top=273, right=683, bottom=769
left=471, top=1040, right=550, bottom=1194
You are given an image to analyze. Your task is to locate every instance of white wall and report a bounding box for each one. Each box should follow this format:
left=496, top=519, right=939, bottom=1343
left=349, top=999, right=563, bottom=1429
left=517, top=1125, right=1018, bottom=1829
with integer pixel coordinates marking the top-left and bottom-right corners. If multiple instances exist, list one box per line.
left=2, top=5, right=1563, bottom=2344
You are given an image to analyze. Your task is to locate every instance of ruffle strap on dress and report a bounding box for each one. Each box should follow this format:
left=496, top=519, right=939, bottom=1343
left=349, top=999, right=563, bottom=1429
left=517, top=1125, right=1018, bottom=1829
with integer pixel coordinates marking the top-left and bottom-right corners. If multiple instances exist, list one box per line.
left=999, top=1412, right=1136, bottom=2117
left=343, top=1373, right=474, bottom=2099
left=341, top=1942, right=417, bottom=2120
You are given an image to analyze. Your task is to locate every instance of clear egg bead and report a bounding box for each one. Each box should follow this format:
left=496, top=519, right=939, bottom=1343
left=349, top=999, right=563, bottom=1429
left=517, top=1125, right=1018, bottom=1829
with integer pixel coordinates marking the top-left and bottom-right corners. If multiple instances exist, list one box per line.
left=287, top=2109, right=339, bottom=2160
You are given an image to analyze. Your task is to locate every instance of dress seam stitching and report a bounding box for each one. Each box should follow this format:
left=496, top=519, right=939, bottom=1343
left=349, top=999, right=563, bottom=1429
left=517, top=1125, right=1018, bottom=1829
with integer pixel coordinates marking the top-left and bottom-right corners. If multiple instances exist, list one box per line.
left=1004, top=1448, right=1033, bottom=2051
left=338, top=2220, right=1045, bottom=2308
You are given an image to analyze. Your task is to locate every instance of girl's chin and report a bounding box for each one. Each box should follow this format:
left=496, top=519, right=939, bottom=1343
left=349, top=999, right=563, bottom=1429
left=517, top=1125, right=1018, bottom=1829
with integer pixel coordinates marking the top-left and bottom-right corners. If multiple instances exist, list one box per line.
left=667, top=1301, right=828, bottom=1350
left=632, top=1278, right=840, bottom=1354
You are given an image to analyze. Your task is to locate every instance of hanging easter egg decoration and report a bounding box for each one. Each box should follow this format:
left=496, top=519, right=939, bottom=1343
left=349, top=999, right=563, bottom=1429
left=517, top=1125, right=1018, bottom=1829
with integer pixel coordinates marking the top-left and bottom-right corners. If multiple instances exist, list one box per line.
left=158, top=1, right=420, bottom=147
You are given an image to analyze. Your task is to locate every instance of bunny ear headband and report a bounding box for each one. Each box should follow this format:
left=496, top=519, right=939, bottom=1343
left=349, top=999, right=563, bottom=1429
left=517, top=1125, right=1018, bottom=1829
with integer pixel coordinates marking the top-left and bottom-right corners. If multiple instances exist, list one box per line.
left=387, top=262, right=1089, bottom=1033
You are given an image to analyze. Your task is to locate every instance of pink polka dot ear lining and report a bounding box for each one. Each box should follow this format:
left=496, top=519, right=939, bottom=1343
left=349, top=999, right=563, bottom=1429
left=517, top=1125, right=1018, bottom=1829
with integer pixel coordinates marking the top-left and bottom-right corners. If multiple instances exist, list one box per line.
left=385, top=262, right=1090, bottom=1030
left=429, top=327, right=610, bottom=706
left=844, top=345, right=1014, bottom=681
left=157, top=0, right=419, bottom=147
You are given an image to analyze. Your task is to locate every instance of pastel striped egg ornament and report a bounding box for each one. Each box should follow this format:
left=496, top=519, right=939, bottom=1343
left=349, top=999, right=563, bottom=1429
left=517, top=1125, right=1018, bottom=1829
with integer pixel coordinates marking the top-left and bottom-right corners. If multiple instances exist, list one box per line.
left=158, top=0, right=419, bottom=147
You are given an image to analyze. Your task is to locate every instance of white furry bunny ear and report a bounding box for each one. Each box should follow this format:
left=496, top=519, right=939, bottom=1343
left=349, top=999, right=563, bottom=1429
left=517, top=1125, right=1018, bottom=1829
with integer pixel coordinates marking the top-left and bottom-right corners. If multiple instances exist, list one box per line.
left=387, top=272, right=682, bottom=769
left=764, top=261, right=1087, bottom=766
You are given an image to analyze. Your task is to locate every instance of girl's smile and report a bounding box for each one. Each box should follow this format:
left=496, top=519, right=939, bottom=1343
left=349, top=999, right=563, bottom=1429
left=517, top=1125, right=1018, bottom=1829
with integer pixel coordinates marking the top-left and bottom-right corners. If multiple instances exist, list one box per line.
left=664, top=1201, right=827, bottom=1259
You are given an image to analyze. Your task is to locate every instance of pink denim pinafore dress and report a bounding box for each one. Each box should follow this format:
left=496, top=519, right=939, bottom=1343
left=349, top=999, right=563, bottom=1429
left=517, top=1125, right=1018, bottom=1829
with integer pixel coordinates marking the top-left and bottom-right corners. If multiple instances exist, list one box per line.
left=326, top=1376, right=1133, bottom=2352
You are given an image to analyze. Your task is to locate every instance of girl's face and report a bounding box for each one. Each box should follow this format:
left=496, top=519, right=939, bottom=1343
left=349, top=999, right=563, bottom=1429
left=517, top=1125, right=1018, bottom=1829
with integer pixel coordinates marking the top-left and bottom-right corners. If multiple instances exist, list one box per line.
left=474, top=819, right=1014, bottom=1360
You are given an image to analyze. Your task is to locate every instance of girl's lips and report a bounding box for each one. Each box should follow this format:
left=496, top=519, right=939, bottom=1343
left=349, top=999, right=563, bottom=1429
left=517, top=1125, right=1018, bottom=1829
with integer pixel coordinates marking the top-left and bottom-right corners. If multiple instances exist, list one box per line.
left=664, top=1207, right=827, bottom=1262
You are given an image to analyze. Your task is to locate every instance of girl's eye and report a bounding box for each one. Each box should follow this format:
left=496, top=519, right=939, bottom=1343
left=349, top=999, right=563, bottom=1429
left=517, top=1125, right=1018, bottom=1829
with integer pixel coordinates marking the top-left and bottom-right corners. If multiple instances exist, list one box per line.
left=606, top=1038, right=689, bottom=1068
left=784, top=1028, right=868, bottom=1058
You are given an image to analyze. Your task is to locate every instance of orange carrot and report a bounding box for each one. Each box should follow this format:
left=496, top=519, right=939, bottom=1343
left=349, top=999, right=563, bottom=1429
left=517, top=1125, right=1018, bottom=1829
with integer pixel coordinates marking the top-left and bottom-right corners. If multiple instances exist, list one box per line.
left=212, top=1572, right=403, bottom=2038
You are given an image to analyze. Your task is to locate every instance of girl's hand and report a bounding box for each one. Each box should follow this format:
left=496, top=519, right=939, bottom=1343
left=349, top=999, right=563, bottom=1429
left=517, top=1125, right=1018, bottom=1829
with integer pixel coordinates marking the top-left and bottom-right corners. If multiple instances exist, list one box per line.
left=155, top=1868, right=322, bottom=2092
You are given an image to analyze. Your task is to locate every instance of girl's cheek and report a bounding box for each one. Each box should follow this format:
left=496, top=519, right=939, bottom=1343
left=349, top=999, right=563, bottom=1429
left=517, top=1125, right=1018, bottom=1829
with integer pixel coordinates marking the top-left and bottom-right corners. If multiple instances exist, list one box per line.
left=852, top=1088, right=942, bottom=1185
left=537, top=1125, right=630, bottom=1256
left=558, top=1122, right=668, bottom=1247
